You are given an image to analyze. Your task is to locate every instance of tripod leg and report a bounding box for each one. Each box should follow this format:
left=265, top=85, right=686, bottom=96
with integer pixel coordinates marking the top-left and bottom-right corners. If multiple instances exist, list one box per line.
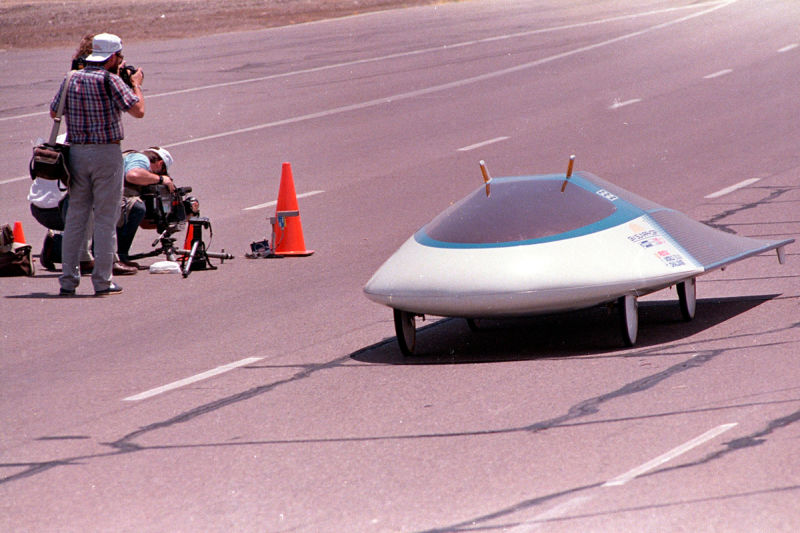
left=166, top=241, right=179, bottom=262
left=205, top=250, right=235, bottom=261
left=182, top=240, right=201, bottom=277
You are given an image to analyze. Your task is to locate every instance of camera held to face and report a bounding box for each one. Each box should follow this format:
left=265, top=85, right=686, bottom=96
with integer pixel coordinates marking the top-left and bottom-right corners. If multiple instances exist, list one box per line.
left=119, top=64, right=138, bottom=87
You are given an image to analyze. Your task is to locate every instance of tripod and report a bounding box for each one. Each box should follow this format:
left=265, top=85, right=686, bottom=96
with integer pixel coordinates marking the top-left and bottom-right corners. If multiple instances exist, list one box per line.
left=129, top=217, right=233, bottom=278
left=179, top=217, right=234, bottom=278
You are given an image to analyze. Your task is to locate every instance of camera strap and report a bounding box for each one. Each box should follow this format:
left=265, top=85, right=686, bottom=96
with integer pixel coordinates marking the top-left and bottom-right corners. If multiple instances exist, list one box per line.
left=103, top=69, right=113, bottom=102
left=48, top=70, right=75, bottom=145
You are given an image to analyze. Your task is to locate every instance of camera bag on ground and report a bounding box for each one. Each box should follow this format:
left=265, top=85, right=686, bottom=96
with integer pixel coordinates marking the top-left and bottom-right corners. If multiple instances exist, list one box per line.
left=40, top=230, right=62, bottom=270
left=0, top=224, right=34, bottom=277
left=29, top=70, right=74, bottom=189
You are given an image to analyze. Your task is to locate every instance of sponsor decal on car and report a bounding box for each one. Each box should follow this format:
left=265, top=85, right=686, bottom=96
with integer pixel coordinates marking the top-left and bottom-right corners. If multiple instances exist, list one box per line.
left=627, top=223, right=686, bottom=268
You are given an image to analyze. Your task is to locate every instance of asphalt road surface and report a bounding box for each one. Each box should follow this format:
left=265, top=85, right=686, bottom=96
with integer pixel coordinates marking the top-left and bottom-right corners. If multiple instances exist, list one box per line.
left=1, top=1, right=799, bottom=531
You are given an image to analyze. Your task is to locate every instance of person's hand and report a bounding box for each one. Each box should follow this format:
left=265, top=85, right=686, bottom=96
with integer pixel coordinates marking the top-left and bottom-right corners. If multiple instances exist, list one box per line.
left=162, top=175, right=175, bottom=193
left=131, top=67, right=144, bottom=87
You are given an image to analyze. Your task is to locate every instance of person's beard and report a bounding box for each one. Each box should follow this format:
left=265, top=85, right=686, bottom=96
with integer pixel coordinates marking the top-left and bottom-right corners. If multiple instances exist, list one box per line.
left=109, top=57, right=122, bottom=75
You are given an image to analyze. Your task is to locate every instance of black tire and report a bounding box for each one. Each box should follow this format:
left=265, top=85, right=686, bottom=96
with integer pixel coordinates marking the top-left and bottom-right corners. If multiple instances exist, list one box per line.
left=618, top=294, right=638, bottom=347
left=393, top=309, right=417, bottom=356
left=677, top=278, right=696, bottom=321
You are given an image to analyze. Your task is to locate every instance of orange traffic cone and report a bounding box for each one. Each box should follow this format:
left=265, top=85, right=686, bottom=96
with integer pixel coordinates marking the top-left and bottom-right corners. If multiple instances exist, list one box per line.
left=12, top=221, right=26, bottom=244
left=271, top=162, right=313, bottom=256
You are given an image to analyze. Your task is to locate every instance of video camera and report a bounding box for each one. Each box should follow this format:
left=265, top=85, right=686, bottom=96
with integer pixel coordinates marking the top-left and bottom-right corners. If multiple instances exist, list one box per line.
left=140, top=184, right=198, bottom=234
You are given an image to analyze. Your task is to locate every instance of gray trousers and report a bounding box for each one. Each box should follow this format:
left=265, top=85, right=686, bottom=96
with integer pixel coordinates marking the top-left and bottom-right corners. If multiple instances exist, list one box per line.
left=30, top=197, right=94, bottom=262
left=59, top=144, right=123, bottom=292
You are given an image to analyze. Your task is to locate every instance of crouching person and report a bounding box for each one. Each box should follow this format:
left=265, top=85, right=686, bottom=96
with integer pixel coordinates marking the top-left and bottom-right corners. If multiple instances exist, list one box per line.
left=117, top=147, right=175, bottom=267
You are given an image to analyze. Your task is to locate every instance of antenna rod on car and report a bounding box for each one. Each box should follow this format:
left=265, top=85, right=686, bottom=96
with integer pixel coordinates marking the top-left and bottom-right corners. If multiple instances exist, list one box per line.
left=479, top=160, right=492, bottom=197
left=561, top=154, right=576, bottom=193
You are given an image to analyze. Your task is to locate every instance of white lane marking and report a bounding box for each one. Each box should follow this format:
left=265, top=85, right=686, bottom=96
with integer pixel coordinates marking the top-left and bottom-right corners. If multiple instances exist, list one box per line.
left=164, top=2, right=736, bottom=149
left=0, top=110, right=44, bottom=122
left=507, top=496, right=594, bottom=532
left=610, top=98, right=642, bottom=109
left=778, top=43, right=798, bottom=53
left=122, top=357, right=263, bottom=401
left=243, top=190, right=325, bottom=211
left=457, top=136, right=510, bottom=152
left=704, top=68, right=733, bottom=79
left=704, top=178, right=760, bottom=199
left=0, top=175, right=28, bottom=185
left=603, top=423, right=737, bottom=487
left=0, top=1, right=737, bottom=124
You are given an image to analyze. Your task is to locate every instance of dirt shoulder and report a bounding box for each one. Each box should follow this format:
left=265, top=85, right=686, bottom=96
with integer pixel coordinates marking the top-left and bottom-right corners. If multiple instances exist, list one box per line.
left=0, top=0, right=458, bottom=50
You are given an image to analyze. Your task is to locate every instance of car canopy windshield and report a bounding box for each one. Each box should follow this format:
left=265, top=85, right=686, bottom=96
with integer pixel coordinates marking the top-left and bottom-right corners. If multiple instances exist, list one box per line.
left=419, top=176, right=618, bottom=246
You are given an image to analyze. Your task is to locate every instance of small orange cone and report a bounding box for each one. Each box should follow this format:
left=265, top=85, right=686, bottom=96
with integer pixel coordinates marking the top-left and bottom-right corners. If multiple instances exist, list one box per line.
left=12, top=221, right=26, bottom=244
left=271, top=162, right=313, bottom=256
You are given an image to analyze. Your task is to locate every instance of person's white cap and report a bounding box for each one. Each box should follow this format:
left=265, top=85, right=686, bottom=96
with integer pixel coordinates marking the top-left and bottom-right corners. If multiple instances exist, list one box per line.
left=149, top=147, right=173, bottom=172
left=85, top=33, right=122, bottom=62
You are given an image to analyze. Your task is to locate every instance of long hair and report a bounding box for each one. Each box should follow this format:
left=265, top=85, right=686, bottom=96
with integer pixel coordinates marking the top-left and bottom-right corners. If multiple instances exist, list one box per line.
left=71, top=34, right=94, bottom=70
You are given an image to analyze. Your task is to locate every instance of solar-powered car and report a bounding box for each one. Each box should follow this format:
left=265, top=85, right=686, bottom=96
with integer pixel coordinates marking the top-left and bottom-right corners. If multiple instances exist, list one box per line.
left=364, top=159, right=793, bottom=355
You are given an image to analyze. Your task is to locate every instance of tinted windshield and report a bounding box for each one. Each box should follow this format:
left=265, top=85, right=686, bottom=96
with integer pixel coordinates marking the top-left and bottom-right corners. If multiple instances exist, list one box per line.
left=422, top=177, right=617, bottom=244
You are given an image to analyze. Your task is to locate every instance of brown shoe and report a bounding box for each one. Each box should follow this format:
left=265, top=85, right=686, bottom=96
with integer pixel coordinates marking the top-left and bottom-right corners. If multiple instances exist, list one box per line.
left=80, top=260, right=95, bottom=275
left=120, top=259, right=143, bottom=270
left=113, top=261, right=138, bottom=275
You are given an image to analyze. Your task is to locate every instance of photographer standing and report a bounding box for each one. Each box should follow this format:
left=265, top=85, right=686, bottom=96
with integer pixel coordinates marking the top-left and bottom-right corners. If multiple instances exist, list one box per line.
left=117, top=147, right=175, bottom=266
left=50, top=33, right=145, bottom=296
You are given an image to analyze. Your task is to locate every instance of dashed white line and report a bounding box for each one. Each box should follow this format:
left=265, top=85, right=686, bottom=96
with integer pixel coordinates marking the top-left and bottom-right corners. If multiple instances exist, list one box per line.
left=609, top=98, right=642, bottom=109
left=507, top=421, right=739, bottom=528
left=243, top=190, right=325, bottom=211
left=778, top=43, right=798, bottom=53
left=0, top=175, right=28, bottom=185
left=161, top=1, right=737, bottom=148
left=507, top=496, right=594, bottom=532
left=603, top=423, right=737, bottom=487
left=2, top=0, right=739, bottom=186
left=0, top=1, right=738, bottom=126
left=704, top=68, right=733, bottom=79
left=704, top=178, right=760, bottom=199
left=457, top=136, right=510, bottom=152
left=122, top=356, right=264, bottom=401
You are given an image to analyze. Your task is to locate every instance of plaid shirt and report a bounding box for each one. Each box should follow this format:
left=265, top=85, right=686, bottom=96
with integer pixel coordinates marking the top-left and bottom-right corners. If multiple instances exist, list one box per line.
left=50, top=66, right=139, bottom=144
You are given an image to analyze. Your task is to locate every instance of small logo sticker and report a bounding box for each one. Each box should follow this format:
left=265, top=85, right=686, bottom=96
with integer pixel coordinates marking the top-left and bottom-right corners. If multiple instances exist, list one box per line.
left=597, top=189, right=619, bottom=202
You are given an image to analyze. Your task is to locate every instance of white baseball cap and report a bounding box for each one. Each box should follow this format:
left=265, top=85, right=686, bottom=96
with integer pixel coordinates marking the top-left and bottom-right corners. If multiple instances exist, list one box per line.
left=85, top=33, right=122, bottom=62
left=149, top=147, right=173, bottom=172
